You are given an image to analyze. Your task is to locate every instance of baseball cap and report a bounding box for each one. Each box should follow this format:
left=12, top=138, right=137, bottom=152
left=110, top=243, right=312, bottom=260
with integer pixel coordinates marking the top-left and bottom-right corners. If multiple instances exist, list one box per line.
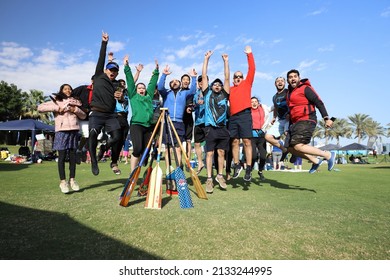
left=211, top=78, right=223, bottom=86
left=106, top=62, right=119, bottom=71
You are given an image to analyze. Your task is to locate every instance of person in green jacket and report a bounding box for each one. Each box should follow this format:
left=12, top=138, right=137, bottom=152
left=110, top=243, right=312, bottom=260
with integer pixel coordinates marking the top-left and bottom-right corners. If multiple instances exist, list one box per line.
left=124, top=55, right=159, bottom=172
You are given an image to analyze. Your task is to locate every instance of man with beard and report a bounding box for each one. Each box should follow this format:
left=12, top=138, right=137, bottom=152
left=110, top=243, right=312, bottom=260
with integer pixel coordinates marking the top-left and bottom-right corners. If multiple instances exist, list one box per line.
left=158, top=65, right=197, bottom=168
left=285, top=69, right=336, bottom=173
left=201, top=50, right=230, bottom=193
left=265, top=77, right=290, bottom=159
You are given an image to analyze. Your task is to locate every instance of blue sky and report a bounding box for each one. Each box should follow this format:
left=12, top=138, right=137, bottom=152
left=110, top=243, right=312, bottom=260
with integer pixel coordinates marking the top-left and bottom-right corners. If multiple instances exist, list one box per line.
left=1, top=0, right=389, bottom=146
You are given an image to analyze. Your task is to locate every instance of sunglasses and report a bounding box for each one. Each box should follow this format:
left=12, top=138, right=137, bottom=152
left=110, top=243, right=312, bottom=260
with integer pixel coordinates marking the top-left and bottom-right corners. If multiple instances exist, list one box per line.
left=234, top=75, right=243, bottom=79
left=213, top=83, right=222, bottom=87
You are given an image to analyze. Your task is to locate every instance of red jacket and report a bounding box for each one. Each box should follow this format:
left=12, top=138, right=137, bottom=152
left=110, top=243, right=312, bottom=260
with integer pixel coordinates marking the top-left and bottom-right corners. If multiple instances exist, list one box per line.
left=229, top=52, right=255, bottom=116
left=287, top=79, right=328, bottom=124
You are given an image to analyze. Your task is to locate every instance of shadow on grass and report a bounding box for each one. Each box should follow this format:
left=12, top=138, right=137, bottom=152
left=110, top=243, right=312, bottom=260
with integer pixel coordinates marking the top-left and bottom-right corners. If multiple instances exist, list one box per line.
left=370, top=166, right=390, bottom=169
left=0, top=201, right=161, bottom=260
left=83, top=178, right=126, bottom=192
left=0, top=162, right=30, bottom=172
left=265, top=178, right=317, bottom=193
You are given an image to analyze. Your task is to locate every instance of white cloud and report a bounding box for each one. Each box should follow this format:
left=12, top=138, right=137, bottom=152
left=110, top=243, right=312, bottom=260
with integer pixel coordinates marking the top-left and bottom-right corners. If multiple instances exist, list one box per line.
left=165, top=54, right=176, bottom=62
left=214, top=44, right=225, bottom=51
left=34, top=49, right=62, bottom=65
left=169, top=33, right=214, bottom=60
left=307, top=8, right=327, bottom=16
left=353, top=59, right=365, bottom=64
left=255, top=71, right=273, bottom=81
left=316, top=63, right=327, bottom=71
left=179, top=35, right=192, bottom=42
left=298, top=59, right=318, bottom=69
left=272, top=39, right=283, bottom=44
left=106, top=41, right=126, bottom=53
left=0, top=42, right=33, bottom=67
left=380, top=7, right=390, bottom=17
left=234, top=35, right=254, bottom=45
left=318, top=44, right=335, bottom=52
left=0, top=42, right=98, bottom=93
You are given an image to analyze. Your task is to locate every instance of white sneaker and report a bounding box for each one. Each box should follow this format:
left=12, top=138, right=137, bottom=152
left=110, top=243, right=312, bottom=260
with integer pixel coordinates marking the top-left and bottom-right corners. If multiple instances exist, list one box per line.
left=70, top=180, right=80, bottom=191
left=59, top=181, right=70, bottom=194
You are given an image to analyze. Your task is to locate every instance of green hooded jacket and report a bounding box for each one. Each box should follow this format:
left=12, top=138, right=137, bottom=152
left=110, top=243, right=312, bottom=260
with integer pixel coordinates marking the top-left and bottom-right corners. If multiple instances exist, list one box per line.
left=125, top=64, right=159, bottom=127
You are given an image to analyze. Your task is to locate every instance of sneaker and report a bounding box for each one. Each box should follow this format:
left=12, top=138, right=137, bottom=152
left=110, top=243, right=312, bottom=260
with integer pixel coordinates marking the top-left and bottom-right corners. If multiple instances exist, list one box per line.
left=328, top=151, right=336, bottom=171
left=59, top=181, right=70, bottom=194
left=215, top=175, right=227, bottom=190
left=244, top=166, right=252, bottom=181
left=258, top=171, right=265, bottom=181
left=91, top=160, right=99, bottom=176
left=232, top=163, right=243, bottom=179
left=309, top=159, right=323, bottom=174
left=205, top=178, right=214, bottom=193
left=69, top=180, right=80, bottom=191
left=111, top=163, right=121, bottom=175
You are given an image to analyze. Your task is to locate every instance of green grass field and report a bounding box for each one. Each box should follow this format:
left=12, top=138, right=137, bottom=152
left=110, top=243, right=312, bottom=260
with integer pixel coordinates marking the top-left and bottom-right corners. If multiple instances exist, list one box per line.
left=0, top=146, right=389, bottom=260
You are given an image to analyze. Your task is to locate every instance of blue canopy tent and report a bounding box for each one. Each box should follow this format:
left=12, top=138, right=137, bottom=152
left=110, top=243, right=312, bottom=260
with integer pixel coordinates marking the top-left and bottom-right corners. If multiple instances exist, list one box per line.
left=0, top=119, right=55, bottom=153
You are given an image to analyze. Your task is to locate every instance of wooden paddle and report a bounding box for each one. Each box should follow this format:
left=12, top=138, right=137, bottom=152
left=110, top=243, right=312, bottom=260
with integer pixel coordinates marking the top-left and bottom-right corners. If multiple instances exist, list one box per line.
left=166, top=115, right=208, bottom=200
left=119, top=112, right=163, bottom=207
left=165, top=112, right=193, bottom=208
left=145, top=108, right=167, bottom=209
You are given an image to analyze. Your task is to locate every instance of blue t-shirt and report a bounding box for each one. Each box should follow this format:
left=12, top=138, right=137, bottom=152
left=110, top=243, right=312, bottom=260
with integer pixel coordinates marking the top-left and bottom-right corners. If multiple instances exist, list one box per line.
left=203, top=87, right=229, bottom=127
left=193, top=89, right=205, bottom=126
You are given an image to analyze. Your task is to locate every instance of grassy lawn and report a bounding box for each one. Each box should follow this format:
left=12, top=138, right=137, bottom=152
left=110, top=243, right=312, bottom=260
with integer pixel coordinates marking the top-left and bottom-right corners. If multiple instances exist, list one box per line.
left=0, top=146, right=389, bottom=260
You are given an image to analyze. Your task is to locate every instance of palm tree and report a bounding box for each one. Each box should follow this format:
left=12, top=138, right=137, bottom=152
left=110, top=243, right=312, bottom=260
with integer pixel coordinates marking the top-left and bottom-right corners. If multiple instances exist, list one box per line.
left=316, top=120, right=330, bottom=145
left=20, top=90, right=51, bottom=122
left=329, top=118, right=353, bottom=146
left=348, top=113, right=372, bottom=144
left=365, top=119, right=385, bottom=138
left=311, top=124, right=323, bottom=146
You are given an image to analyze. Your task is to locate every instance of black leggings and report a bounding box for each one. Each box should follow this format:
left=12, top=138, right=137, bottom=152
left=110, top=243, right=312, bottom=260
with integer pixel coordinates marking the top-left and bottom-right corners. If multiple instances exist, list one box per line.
left=252, top=137, right=267, bottom=170
left=130, top=124, right=152, bottom=158
left=57, top=149, right=76, bottom=180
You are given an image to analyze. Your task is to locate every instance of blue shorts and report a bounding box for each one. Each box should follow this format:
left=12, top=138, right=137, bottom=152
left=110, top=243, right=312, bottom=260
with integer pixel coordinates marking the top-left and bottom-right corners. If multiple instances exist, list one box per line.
left=228, top=109, right=252, bottom=139
left=163, top=121, right=185, bottom=147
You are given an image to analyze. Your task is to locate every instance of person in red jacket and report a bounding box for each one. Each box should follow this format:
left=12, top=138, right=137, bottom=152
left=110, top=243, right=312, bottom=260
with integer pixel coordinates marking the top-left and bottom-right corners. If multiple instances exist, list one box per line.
left=229, top=46, right=255, bottom=182
left=285, top=69, right=336, bottom=173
